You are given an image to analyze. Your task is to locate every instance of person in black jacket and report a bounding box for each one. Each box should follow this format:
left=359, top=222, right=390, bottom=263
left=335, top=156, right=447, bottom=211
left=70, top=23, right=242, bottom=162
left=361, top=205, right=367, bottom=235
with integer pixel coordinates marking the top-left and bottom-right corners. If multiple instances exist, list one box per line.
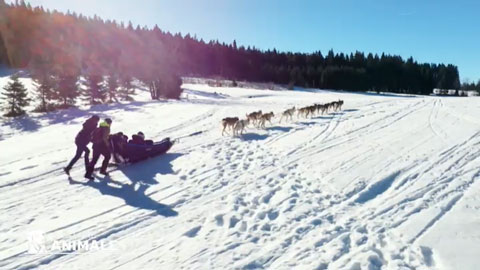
left=129, top=132, right=146, bottom=145
left=85, top=118, right=112, bottom=180
left=64, top=115, right=99, bottom=175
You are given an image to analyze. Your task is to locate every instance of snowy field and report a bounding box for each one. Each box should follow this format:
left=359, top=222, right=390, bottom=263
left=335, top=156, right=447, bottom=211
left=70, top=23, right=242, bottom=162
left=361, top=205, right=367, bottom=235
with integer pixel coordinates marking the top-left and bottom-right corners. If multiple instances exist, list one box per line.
left=1, top=81, right=480, bottom=270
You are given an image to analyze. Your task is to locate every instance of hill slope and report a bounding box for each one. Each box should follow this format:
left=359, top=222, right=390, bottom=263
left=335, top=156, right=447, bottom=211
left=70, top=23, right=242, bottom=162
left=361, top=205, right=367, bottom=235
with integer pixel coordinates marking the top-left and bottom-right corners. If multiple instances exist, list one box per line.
left=1, top=83, right=480, bottom=270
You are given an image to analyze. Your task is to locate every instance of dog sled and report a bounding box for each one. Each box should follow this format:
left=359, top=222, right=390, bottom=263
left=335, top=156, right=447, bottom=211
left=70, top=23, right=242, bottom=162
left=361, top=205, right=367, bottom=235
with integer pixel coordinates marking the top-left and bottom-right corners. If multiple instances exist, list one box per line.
left=110, top=134, right=174, bottom=164
left=109, top=130, right=203, bottom=165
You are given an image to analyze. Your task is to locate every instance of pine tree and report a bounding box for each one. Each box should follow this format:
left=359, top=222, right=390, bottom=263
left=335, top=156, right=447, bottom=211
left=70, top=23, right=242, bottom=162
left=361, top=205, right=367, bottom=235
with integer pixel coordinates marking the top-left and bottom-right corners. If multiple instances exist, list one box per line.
left=119, top=75, right=134, bottom=101
left=2, top=74, right=29, bottom=116
left=105, top=74, right=119, bottom=103
left=165, top=74, right=183, bottom=99
left=55, top=74, right=78, bottom=108
left=0, top=32, right=9, bottom=66
left=84, top=74, right=104, bottom=105
left=34, top=74, right=54, bottom=112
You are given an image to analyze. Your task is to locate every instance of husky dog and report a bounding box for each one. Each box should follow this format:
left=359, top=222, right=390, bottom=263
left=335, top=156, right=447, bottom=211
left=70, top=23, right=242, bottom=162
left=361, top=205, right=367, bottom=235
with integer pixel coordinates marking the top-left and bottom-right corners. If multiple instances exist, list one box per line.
left=280, top=106, right=296, bottom=123
left=246, top=110, right=262, bottom=126
left=334, top=100, right=344, bottom=111
left=233, top=119, right=250, bottom=136
left=259, top=112, right=274, bottom=128
left=318, top=104, right=327, bottom=115
left=315, top=103, right=325, bottom=115
left=306, top=105, right=317, bottom=117
left=297, top=107, right=310, bottom=118
left=328, top=102, right=336, bottom=112
left=222, top=117, right=239, bottom=135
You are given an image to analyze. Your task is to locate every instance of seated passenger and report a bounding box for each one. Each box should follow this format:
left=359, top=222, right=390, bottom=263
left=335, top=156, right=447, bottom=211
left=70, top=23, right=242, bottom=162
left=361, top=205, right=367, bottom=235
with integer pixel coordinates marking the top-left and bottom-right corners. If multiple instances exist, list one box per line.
left=129, top=132, right=146, bottom=145
left=109, top=132, right=128, bottom=163
left=111, top=132, right=173, bottom=163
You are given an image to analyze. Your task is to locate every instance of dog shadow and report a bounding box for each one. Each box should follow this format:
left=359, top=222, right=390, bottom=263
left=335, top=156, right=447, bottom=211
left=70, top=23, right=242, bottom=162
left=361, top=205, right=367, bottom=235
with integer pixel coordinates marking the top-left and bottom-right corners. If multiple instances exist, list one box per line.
left=312, top=115, right=334, bottom=120
left=298, top=121, right=317, bottom=126
left=267, top=126, right=293, bottom=132
left=240, top=133, right=268, bottom=141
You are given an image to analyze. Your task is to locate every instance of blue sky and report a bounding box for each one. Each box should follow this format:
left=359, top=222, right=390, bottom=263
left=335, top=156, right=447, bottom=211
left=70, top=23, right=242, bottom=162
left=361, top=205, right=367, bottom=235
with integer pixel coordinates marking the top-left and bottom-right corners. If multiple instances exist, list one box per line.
left=14, top=0, right=480, bottom=82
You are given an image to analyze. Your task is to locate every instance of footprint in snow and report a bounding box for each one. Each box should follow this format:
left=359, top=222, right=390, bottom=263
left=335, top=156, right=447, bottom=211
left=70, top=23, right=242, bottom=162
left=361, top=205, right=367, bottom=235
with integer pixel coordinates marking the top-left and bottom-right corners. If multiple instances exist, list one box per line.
left=229, top=216, right=240, bottom=228
left=184, top=226, right=202, bottom=238
left=261, top=223, right=271, bottom=231
left=215, top=214, right=224, bottom=226
left=267, top=210, right=279, bottom=221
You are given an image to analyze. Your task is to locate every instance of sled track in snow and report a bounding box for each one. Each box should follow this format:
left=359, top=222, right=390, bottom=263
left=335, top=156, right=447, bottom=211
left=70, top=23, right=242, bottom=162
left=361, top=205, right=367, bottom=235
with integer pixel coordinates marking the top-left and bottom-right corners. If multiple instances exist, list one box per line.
left=284, top=100, right=429, bottom=167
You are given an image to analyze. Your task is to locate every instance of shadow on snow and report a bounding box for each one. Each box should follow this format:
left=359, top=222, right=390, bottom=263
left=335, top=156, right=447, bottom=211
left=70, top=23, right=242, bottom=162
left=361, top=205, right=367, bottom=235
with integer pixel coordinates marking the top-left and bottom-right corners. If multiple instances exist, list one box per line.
left=240, top=133, right=268, bottom=141
left=119, top=153, right=183, bottom=185
left=266, top=126, right=293, bottom=132
left=70, top=153, right=182, bottom=217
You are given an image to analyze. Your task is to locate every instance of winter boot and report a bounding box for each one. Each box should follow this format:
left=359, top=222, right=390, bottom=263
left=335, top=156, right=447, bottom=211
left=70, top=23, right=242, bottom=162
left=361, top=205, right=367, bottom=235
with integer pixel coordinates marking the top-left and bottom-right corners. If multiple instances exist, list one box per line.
left=84, top=173, right=94, bottom=181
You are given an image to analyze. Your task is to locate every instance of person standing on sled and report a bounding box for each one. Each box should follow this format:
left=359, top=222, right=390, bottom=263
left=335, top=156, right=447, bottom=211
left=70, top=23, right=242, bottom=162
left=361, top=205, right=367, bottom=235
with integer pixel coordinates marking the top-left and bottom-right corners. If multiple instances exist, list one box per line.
left=64, top=115, right=100, bottom=175
left=85, top=118, right=112, bottom=180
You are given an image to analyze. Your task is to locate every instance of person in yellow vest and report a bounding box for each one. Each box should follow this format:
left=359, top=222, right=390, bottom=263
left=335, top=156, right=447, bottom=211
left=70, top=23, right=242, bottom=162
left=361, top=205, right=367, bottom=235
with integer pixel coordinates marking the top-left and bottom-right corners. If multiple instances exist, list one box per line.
left=84, top=118, right=112, bottom=180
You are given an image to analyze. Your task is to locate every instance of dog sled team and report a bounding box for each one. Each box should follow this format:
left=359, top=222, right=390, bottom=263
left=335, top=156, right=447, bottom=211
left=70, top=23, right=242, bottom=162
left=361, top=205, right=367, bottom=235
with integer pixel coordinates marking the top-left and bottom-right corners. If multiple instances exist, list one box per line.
left=222, top=99, right=344, bottom=136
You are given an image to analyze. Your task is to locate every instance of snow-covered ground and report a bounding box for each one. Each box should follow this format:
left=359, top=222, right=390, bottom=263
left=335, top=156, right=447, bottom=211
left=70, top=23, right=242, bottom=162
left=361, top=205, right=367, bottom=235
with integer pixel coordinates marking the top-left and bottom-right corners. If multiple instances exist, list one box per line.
left=1, top=81, right=480, bottom=270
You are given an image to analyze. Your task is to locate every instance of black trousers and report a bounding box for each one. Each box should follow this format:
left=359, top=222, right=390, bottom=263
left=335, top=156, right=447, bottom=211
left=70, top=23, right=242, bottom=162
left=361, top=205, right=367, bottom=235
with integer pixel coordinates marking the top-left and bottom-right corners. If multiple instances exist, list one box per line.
left=66, top=142, right=90, bottom=170
left=86, top=143, right=111, bottom=176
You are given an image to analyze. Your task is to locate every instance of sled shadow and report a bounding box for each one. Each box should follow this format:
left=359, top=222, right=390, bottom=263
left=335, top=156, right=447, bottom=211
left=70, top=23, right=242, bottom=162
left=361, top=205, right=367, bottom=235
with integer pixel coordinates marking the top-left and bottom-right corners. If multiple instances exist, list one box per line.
left=119, top=153, right=183, bottom=185
left=71, top=179, right=178, bottom=217
left=267, top=126, right=293, bottom=132
left=240, top=133, right=268, bottom=141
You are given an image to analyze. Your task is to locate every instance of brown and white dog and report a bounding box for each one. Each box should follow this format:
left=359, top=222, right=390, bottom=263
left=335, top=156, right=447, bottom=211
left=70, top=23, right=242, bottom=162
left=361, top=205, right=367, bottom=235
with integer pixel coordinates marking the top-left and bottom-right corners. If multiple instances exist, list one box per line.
left=280, top=106, right=296, bottom=123
left=246, top=110, right=262, bottom=126
left=259, top=112, right=274, bottom=128
left=222, top=117, right=239, bottom=135
left=306, top=105, right=316, bottom=117
left=233, top=119, right=250, bottom=136
left=297, top=107, right=310, bottom=118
